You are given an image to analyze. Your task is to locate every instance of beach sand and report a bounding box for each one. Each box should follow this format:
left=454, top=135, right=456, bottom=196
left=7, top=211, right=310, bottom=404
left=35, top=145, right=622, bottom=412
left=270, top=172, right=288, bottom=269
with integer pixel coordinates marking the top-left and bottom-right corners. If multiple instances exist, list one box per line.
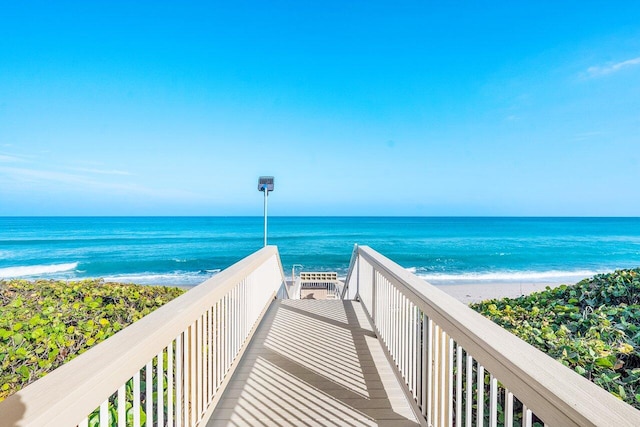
left=169, top=281, right=565, bottom=305
left=434, top=282, right=563, bottom=304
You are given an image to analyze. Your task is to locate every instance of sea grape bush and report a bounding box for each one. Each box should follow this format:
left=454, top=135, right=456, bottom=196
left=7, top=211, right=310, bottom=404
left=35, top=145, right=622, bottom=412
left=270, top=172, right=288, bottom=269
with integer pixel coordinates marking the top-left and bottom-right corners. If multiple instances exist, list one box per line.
left=0, top=279, right=184, bottom=402
left=470, top=268, right=640, bottom=410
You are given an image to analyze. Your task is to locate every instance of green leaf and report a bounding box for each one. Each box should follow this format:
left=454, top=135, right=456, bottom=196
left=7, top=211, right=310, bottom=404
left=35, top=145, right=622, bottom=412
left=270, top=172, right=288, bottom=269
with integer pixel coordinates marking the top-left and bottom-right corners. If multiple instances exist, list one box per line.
left=595, top=357, right=614, bottom=368
left=618, top=385, right=627, bottom=400
left=13, top=333, right=24, bottom=346
left=17, top=365, right=30, bottom=380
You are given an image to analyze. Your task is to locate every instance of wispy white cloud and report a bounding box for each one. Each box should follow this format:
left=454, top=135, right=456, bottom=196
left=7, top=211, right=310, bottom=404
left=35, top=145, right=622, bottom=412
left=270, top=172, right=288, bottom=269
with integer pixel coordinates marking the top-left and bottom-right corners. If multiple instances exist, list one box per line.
left=0, top=150, right=32, bottom=163
left=0, top=154, right=22, bottom=162
left=72, top=167, right=132, bottom=176
left=586, top=56, right=640, bottom=78
left=0, top=165, right=205, bottom=202
left=0, top=166, right=99, bottom=186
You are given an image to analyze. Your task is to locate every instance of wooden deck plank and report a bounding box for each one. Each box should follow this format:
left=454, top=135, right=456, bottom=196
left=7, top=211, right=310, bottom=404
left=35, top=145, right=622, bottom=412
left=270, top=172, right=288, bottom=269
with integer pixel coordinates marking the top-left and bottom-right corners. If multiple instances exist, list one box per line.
left=208, top=299, right=422, bottom=426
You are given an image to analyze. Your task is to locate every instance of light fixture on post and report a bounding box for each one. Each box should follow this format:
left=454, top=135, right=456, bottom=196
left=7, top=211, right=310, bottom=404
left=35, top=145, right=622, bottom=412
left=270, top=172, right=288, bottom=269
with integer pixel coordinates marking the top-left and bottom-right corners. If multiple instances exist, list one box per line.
left=258, top=176, right=274, bottom=247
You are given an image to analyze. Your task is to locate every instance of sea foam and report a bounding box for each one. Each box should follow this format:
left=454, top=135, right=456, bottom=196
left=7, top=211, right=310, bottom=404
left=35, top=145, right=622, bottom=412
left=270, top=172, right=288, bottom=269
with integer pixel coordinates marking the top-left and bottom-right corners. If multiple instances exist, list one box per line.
left=0, top=262, right=79, bottom=278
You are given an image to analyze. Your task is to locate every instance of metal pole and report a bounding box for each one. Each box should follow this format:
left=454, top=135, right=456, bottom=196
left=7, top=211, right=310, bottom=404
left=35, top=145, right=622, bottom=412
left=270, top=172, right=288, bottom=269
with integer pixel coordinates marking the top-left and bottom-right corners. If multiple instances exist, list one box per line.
left=291, top=264, right=303, bottom=289
left=263, top=189, right=268, bottom=247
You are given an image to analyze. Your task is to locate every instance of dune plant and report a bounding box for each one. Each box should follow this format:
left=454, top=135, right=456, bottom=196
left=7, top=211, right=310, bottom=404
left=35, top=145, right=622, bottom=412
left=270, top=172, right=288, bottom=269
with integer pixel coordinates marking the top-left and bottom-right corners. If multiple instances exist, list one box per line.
left=0, top=279, right=184, bottom=402
left=471, top=268, right=640, bottom=410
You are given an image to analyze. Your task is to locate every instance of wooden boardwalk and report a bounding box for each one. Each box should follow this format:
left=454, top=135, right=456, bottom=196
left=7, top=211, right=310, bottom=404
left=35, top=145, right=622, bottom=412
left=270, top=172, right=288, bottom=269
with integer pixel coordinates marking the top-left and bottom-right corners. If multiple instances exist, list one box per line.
left=208, top=299, right=423, bottom=426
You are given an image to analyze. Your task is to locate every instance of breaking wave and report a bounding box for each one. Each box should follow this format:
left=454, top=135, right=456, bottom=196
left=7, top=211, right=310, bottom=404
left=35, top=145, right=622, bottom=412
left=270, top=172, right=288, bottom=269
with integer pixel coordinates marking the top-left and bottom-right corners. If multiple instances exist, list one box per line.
left=410, top=269, right=601, bottom=284
left=0, top=262, right=79, bottom=278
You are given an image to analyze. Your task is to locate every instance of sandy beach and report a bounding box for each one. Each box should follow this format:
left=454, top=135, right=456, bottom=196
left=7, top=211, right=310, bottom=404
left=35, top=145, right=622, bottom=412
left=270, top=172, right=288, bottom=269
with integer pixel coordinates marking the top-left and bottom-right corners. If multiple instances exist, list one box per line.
left=434, top=282, right=563, bottom=304
left=173, top=280, right=565, bottom=305
left=272, top=280, right=565, bottom=305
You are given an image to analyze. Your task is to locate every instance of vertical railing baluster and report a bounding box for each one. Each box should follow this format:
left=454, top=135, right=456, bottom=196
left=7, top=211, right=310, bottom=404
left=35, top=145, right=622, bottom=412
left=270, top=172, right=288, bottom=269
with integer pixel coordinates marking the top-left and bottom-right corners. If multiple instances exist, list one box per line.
left=99, top=399, right=109, bottom=427
left=383, top=279, right=388, bottom=344
left=224, top=294, right=228, bottom=373
left=523, top=404, right=533, bottom=427
left=420, top=312, right=427, bottom=417
left=455, top=345, right=462, bottom=427
left=489, top=374, right=497, bottom=427
left=392, top=287, right=397, bottom=362
left=216, top=300, right=221, bottom=389
left=207, top=307, right=213, bottom=401
left=228, top=292, right=233, bottom=371
left=433, top=324, right=440, bottom=425
left=198, top=313, right=206, bottom=419
left=406, top=296, right=412, bottom=381
left=230, top=288, right=235, bottom=360
left=214, top=298, right=218, bottom=393
left=411, top=303, right=417, bottom=398
left=465, top=354, right=472, bottom=427
left=401, top=295, right=406, bottom=378
left=117, top=384, right=125, bottom=427
left=504, top=389, right=514, bottom=427
left=168, top=341, right=174, bottom=427
left=426, top=317, right=433, bottom=423
left=415, top=305, right=421, bottom=406
left=388, top=286, right=393, bottom=360
left=477, top=364, right=485, bottom=427
left=190, top=323, right=196, bottom=427
left=236, top=285, right=240, bottom=354
left=379, top=278, right=384, bottom=341
left=396, top=288, right=401, bottom=364
left=146, top=360, right=153, bottom=426
left=385, top=280, right=390, bottom=346
left=198, top=314, right=203, bottom=417
left=133, top=370, right=141, bottom=427
left=376, top=277, right=381, bottom=338
left=239, top=282, right=244, bottom=352
left=157, top=350, right=164, bottom=427
left=439, top=329, right=446, bottom=427
left=176, top=334, right=182, bottom=427
left=448, top=337, right=454, bottom=427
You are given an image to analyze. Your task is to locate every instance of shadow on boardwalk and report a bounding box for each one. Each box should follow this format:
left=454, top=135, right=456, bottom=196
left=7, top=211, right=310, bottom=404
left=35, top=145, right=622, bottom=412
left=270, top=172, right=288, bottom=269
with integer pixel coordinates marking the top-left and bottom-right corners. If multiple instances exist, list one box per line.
left=208, top=299, right=423, bottom=426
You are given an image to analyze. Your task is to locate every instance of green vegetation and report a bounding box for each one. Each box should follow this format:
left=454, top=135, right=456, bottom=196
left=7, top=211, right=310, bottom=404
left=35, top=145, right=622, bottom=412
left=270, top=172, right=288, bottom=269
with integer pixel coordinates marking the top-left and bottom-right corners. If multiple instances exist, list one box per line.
left=0, top=279, right=184, bottom=402
left=471, top=268, right=640, bottom=410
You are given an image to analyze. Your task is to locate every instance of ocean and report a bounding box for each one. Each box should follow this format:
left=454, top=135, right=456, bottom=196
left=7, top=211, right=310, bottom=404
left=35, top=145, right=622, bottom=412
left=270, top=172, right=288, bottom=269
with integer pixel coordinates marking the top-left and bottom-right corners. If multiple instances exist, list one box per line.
left=1, top=217, right=640, bottom=286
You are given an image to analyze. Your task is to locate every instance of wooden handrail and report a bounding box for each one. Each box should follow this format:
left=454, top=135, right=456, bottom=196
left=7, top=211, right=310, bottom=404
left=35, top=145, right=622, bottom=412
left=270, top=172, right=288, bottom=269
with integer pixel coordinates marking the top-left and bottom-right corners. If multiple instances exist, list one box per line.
left=0, top=246, right=286, bottom=426
left=349, top=245, right=640, bottom=427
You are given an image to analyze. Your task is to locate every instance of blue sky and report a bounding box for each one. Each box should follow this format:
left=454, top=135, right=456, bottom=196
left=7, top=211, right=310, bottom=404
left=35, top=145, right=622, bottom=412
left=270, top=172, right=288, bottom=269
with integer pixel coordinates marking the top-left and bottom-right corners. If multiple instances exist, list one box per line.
left=1, top=1, right=639, bottom=216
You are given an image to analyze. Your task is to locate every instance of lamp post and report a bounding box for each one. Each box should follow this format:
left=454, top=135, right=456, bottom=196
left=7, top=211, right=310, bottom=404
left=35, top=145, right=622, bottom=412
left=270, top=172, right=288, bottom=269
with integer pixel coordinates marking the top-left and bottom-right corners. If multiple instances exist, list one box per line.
left=292, top=264, right=303, bottom=288
left=258, top=176, right=274, bottom=247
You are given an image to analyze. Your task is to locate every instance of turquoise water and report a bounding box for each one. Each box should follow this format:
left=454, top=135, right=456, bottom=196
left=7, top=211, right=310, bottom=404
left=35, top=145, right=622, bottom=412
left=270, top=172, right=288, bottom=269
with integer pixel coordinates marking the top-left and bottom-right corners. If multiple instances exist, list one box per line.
left=1, top=217, right=639, bottom=285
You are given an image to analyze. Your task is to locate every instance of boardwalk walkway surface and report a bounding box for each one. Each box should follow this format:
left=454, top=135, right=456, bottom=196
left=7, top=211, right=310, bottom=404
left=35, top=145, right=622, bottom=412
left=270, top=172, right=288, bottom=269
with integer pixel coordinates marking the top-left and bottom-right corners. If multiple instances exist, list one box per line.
left=208, top=299, right=423, bottom=426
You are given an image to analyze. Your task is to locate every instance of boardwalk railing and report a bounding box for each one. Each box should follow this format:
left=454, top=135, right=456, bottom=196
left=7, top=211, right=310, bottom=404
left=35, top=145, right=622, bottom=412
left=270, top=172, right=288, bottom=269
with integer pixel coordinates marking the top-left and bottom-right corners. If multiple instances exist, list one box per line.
left=344, top=245, right=640, bottom=427
left=0, top=246, right=286, bottom=427
left=289, top=272, right=343, bottom=299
